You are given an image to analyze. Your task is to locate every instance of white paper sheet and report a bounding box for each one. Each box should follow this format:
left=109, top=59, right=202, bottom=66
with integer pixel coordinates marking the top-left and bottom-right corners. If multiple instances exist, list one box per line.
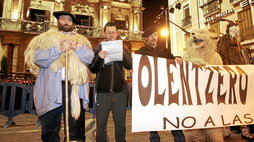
left=101, top=40, right=123, bottom=64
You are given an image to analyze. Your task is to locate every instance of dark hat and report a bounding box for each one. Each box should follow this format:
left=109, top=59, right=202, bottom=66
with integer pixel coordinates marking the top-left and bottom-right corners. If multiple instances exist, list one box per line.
left=53, top=11, right=79, bottom=24
left=142, top=25, right=158, bottom=37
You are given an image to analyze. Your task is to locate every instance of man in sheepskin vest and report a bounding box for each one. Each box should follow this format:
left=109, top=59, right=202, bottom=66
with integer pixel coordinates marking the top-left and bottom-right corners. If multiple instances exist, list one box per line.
left=24, top=11, right=94, bottom=142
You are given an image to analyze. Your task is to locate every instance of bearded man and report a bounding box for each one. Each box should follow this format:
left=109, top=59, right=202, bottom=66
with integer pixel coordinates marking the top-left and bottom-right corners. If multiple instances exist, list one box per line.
left=24, top=11, right=94, bottom=142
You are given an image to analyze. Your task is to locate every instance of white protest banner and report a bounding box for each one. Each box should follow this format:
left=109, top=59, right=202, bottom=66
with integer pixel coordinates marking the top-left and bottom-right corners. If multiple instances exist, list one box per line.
left=132, top=54, right=254, bottom=132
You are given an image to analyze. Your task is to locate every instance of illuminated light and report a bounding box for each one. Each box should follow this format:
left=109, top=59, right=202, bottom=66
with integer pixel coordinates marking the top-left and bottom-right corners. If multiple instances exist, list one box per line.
left=160, top=5, right=165, bottom=10
left=161, top=28, right=169, bottom=36
left=12, top=10, right=18, bottom=20
left=103, top=5, right=108, bottom=9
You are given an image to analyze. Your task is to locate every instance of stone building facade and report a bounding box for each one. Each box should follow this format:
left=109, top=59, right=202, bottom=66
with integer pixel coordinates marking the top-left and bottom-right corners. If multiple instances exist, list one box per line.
left=0, top=0, right=145, bottom=72
left=167, top=0, right=254, bottom=58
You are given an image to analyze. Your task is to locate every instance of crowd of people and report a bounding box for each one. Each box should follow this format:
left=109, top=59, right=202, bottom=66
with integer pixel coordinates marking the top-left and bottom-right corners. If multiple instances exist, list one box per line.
left=24, top=11, right=253, bottom=142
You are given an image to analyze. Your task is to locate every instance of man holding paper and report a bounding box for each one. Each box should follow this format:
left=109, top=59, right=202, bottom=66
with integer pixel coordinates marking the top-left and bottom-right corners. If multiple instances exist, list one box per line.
left=89, top=22, right=132, bottom=142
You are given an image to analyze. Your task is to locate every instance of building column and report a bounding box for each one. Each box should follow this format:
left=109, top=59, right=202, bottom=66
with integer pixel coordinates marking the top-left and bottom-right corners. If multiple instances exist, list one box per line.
left=51, top=1, right=57, bottom=23
left=3, top=44, right=8, bottom=57
left=18, top=0, right=23, bottom=19
left=3, top=0, right=13, bottom=18
left=251, top=5, right=254, bottom=26
left=59, top=1, right=64, bottom=11
left=12, top=45, right=19, bottom=72
left=140, top=8, right=143, bottom=31
left=90, top=3, right=99, bottom=27
left=100, top=4, right=111, bottom=28
left=129, top=9, right=134, bottom=39
left=133, top=8, right=141, bottom=31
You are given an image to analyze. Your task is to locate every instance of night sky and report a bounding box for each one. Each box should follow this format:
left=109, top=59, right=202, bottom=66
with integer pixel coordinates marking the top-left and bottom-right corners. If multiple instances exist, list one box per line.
left=142, top=0, right=168, bottom=30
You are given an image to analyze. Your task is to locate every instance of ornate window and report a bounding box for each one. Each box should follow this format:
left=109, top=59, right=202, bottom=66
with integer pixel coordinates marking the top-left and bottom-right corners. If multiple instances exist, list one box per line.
left=182, top=4, right=191, bottom=27
left=115, top=20, right=127, bottom=30
left=200, top=0, right=221, bottom=16
left=237, top=9, right=254, bottom=40
left=23, top=9, right=49, bottom=33
left=76, top=15, right=93, bottom=26
left=210, top=22, right=220, bottom=36
left=75, top=15, right=93, bottom=36
left=30, top=9, right=45, bottom=22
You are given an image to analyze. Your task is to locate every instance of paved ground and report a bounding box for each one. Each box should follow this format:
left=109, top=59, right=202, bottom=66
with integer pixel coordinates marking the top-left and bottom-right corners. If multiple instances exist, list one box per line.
left=0, top=110, right=251, bottom=142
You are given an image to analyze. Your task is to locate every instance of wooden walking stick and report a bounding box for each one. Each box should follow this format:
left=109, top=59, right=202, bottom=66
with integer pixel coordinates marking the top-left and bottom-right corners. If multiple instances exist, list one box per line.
left=65, top=50, right=70, bottom=142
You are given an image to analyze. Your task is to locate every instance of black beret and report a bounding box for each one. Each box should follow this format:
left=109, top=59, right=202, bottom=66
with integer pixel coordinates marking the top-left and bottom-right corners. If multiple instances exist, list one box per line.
left=142, top=25, right=158, bottom=37
left=53, top=11, right=79, bottom=24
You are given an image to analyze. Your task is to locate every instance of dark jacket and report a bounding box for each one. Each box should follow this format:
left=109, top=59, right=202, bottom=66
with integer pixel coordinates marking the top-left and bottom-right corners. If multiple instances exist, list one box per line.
left=217, top=34, right=245, bottom=65
left=135, top=43, right=175, bottom=59
left=89, top=43, right=132, bottom=93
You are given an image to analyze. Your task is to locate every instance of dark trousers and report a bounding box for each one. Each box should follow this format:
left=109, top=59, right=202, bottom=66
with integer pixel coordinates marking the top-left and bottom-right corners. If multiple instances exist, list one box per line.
left=172, top=130, right=186, bottom=142
left=40, top=83, right=85, bottom=142
left=150, top=131, right=160, bottom=142
left=41, top=106, right=62, bottom=142
left=96, top=92, right=127, bottom=142
left=63, top=100, right=85, bottom=142
left=150, top=130, right=186, bottom=142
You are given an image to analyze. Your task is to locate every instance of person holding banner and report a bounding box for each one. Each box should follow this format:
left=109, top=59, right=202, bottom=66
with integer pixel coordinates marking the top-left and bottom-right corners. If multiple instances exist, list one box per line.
left=135, top=24, right=186, bottom=142
left=217, top=20, right=254, bottom=141
left=89, top=22, right=132, bottom=142
left=24, top=11, right=94, bottom=142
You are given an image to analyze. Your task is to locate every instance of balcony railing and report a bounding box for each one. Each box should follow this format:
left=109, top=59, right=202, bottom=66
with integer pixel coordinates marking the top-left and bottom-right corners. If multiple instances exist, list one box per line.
left=0, top=18, right=23, bottom=32
left=200, top=0, right=217, bottom=8
left=0, top=71, right=36, bottom=84
left=22, top=20, right=50, bottom=33
left=182, top=16, right=192, bottom=27
left=75, top=25, right=102, bottom=37
left=230, top=0, right=242, bottom=3
left=113, top=0, right=129, bottom=3
left=240, top=26, right=254, bottom=41
left=200, top=0, right=221, bottom=17
left=0, top=17, right=143, bottom=40
left=203, top=6, right=221, bottom=16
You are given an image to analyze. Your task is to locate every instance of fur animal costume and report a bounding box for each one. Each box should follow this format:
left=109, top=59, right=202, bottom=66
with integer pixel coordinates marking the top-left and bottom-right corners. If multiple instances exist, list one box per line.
left=182, top=29, right=222, bottom=65
left=25, top=28, right=91, bottom=119
left=182, top=29, right=224, bottom=142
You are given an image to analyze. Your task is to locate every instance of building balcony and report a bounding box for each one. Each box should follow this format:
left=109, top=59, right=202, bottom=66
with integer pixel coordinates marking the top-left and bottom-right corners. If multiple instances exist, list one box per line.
left=0, top=17, right=143, bottom=40
left=200, top=0, right=221, bottom=17
left=200, top=0, right=217, bottom=8
left=113, top=0, right=129, bottom=3
left=203, top=7, right=221, bottom=17
left=182, top=16, right=192, bottom=28
left=22, top=20, right=50, bottom=33
left=229, top=0, right=242, bottom=3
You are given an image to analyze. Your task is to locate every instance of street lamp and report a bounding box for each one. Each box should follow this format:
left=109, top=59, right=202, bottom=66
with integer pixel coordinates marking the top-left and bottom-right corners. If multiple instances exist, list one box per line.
left=160, top=28, right=169, bottom=37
